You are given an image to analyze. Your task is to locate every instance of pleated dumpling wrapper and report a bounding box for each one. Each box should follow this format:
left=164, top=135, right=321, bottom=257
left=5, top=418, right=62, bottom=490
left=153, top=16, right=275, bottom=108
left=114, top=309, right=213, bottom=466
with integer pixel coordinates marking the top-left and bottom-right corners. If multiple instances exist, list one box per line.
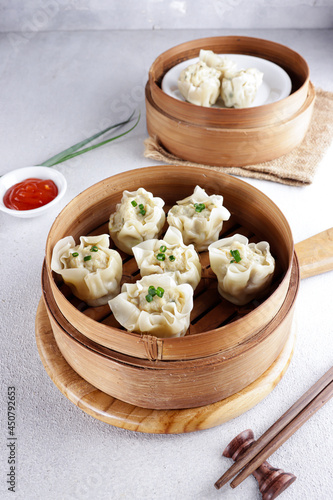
left=199, top=49, right=237, bottom=79
left=132, top=226, right=201, bottom=290
left=109, top=274, right=193, bottom=338
left=221, top=67, right=263, bottom=108
left=109, top=187, right=166, bottom=255
left=51, top=234, right=122, bottom=306
left=178, top=61, right=221, bottom=107
left=167, top=185, right=231, bottom=252
left=208, top=233, right=275, bottom=306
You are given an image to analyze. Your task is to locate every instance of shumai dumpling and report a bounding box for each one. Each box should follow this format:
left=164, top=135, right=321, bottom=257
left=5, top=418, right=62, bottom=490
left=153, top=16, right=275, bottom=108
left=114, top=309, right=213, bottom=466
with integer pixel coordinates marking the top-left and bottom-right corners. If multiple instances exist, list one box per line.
left=208, top=234, right=275, bottom=305
left=199, top=49, right=237, bottom=78
left=108, top=274, right=193, bottom=338
left=167, top=185, right=230, bottom=252
left=109, top=188, right=165, bottom=255
left=132, top=226, right=201, bottom=290
left=178, top=61, right=221, bottom=107
left=221, top=68, right=263, bottom=108
left=51, top=234, right=122, bottom=306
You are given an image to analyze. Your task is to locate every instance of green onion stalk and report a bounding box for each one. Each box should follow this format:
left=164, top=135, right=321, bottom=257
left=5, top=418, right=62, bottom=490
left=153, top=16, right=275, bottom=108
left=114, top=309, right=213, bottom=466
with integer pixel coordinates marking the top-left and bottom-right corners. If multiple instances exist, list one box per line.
left=40, top=110, right=140, bottom=167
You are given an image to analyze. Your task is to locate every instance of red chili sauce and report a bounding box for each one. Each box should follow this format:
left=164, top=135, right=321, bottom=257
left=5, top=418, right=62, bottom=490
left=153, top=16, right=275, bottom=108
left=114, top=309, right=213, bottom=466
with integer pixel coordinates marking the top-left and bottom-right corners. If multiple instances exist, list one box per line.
left=3, top=178, right=58, bottom=211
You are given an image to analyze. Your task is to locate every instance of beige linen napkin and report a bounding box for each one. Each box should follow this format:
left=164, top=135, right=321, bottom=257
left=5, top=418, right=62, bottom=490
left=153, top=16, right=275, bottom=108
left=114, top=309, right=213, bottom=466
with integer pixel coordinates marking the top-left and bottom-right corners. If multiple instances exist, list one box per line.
left=144, top=88, right=333, bottom=187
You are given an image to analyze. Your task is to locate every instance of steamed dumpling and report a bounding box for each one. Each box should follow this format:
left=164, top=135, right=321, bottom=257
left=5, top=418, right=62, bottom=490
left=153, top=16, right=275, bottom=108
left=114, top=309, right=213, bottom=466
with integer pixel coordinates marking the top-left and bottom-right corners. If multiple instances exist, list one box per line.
left=167, top=186, right=230, bottom=251
left=221, top=68, right=263, bottom=108
left=208, top=234, right=275, bottom=305
left=109, top=188, right=165, bottom=255
left=132, top=226, right=201, bottom=290
left=199, top=49, right=237, bottom=78
left=108, top=274, right=193, bottom=338
left=51, top=234, right=122, bottom=306
left=178, top=61, right=221, bottom=107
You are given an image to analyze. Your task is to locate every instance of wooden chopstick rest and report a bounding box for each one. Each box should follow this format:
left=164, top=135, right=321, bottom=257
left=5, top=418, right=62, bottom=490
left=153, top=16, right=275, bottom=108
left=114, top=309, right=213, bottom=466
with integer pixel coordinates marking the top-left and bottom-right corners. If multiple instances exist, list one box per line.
left=214, top=366, right=333, bottom=490
left=221, top=429, right=296, bottom=500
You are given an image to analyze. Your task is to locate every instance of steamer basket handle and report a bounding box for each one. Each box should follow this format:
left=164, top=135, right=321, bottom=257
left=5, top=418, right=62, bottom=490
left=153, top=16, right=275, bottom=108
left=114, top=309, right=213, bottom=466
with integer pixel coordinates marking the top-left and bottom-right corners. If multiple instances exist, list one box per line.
left=295, top=227, right=333, bottom=280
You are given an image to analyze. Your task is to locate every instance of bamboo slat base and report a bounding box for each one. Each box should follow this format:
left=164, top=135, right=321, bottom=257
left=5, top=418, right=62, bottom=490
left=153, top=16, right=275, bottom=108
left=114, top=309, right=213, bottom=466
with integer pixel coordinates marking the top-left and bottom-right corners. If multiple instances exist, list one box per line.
left=35, top=299, right=296, bottom=434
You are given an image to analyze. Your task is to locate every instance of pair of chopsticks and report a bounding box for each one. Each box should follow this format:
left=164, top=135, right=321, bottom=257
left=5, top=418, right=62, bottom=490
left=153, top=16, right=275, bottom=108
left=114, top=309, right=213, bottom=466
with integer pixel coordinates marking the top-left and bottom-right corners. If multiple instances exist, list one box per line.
left=215, top=365, right=333, bottom=490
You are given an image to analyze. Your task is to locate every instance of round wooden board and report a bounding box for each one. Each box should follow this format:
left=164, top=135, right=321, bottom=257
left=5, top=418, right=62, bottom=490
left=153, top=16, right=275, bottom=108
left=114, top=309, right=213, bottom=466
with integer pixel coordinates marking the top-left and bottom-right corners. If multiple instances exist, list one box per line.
left=35, top=298, right=296, bottom=434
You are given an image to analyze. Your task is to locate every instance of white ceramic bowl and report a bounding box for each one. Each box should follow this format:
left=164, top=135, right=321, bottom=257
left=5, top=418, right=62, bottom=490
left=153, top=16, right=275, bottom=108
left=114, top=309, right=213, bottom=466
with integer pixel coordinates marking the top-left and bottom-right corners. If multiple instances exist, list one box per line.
left=0, top=166, right=67, bottom=218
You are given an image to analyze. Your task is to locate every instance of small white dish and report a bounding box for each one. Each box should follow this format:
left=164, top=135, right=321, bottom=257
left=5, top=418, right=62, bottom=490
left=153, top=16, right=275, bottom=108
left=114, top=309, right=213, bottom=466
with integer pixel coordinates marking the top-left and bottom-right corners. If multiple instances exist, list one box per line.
left=162, top=54, right=292, bottom=108
left=0, top=166, right=67, bottom=218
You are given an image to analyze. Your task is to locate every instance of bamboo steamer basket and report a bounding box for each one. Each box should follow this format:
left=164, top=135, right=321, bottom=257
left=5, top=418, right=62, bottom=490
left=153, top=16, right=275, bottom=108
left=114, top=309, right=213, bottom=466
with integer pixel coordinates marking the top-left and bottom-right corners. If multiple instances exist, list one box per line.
left=45, top=166, right=294, bottom=363
left=145, top=81, right=315, bottom=168
left=146, top=36, right=314, bottom=167
left=148, top=36, right=310, bottom=128
left=41, top=257, right=299, bottom=410
left=43, top=166, right=333, bottom=410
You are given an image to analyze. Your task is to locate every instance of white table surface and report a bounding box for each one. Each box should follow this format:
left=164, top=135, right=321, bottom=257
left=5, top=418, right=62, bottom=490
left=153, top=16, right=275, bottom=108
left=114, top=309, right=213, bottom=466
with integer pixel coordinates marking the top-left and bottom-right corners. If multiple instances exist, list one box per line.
left=0, top=29, right=332, bottom=500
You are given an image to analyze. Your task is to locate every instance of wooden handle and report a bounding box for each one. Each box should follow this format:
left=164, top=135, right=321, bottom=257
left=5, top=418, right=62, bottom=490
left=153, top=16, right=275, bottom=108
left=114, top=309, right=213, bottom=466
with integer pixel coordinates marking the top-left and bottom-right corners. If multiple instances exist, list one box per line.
left=295, top=228, right=333, bottom=280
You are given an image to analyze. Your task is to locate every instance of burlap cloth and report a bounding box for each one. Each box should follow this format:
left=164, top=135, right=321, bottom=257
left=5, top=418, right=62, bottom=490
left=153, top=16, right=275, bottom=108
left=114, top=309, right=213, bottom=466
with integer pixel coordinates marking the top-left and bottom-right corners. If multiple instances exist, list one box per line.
left=144, top=88, right=333, bottom=187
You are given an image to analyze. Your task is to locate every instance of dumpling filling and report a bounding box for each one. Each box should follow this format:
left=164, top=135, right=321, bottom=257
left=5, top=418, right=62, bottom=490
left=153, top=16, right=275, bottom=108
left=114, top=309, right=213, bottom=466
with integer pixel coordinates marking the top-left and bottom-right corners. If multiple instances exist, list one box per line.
left=146, top=245, right=188, bottom=273
left=64, top=245, right=109, bottom=272
left=169, top=201, right=215, bottom=220
left=130, top=286, right=185, bottom=314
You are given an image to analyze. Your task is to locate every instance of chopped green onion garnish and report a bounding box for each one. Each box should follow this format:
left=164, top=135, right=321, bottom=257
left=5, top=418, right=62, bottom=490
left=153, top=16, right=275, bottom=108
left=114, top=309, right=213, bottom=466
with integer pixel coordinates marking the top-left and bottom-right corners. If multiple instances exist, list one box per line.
left=139, top=204, right=144, bottom=210
left=84, top=255, right=92, bottom=261
left=160, top=245, right=167, bottom=253
left=90, top=245, right=98, bottom=252
left=131, top=200, right=137, bottom=207
left=194, top=203, right=206, bottom=213
left=72, top=252, right=79, bottom=257
left=169, top=255, right=175, bottom=261
left=230, top=249, right=241, bottom=263
left=156, top=253, right=166, bottom=261
left=139, top=208, right=146, bottom=216
left=146, top=286, right=164, bottom=300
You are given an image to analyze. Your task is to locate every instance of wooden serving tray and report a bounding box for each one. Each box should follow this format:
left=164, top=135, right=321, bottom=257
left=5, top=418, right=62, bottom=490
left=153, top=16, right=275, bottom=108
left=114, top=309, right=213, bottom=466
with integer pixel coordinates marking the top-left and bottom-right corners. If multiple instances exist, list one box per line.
left=35, top=298, right=296, bottom=434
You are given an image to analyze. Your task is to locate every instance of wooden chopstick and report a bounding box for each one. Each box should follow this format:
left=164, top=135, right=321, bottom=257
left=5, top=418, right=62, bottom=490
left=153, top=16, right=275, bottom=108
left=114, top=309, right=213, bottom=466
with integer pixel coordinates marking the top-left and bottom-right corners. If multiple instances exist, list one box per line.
left=231, top=378, right=333, bottom=488
left=215, top=365, right=333, bottom=490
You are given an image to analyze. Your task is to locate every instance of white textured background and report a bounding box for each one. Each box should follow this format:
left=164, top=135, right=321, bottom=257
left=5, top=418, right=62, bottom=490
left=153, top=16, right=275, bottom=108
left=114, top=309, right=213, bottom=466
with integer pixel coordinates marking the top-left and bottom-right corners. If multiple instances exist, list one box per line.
left=0, top=2, right=333, bottom=500
left=0, top=0, right=333, bottom=32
